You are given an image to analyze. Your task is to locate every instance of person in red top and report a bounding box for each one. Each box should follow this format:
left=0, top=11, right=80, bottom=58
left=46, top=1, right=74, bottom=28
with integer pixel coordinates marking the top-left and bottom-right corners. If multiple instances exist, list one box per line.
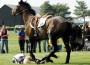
left=1, top=24, right=8, bottom=53
left=18, top=26, right=25, bottom=53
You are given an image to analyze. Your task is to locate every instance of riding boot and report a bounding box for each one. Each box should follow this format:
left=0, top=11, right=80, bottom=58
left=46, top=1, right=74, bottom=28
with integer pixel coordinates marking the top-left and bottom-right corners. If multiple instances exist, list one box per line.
left=40, top=51, right=54, bottom=63
left=51, top=53, right=58, bottom=58
left=30, top=51, right=36, bottom=61
left=46, top=58, right=53, bottom=63
left=40, top=55, right=53, bottom=63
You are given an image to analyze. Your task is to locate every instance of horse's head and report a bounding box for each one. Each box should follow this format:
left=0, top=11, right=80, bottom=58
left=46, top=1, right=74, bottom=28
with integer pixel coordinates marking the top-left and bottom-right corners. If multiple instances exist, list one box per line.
left=12, top=0, right=36, bottom=16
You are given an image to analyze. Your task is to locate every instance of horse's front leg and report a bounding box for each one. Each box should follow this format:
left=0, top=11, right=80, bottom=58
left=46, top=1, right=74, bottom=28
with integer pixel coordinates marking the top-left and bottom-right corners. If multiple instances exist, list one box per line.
left=30, top=38, right=35, bottom=53
left=29, top=40, right=36, bottom=61
left=30, top=41, right=34, bottom=53
left=62, top=37, right=71, bottom=64
left=40, top=36, right=58, bottom=63
left=30, top=51, right=36, bottom=61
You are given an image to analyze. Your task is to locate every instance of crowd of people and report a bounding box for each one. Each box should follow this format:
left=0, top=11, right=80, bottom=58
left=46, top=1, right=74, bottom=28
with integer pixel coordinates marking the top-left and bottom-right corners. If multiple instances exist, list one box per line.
left=0, top=23, right=61, bottom=54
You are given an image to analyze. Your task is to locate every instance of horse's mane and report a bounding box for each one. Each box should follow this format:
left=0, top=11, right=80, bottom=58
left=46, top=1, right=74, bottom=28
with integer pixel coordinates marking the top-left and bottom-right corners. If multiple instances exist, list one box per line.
left=19, top=0, right=36, bottom=15
left=19, top=1, right=31, bottom=9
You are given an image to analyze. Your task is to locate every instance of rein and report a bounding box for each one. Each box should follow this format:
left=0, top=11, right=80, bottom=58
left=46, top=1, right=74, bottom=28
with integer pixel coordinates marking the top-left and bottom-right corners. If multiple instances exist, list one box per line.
left=25, top=15, right=35, bottom=29
left=30, top=21, right=35, bottom=28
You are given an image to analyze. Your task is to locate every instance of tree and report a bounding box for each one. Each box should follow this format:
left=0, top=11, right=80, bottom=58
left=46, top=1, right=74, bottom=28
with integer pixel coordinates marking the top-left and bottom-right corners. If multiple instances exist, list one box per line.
left=86, top=10, right=90, bottom=16
left=40, top=1, right=71, bottom=19
left=74, top=1, right=87, bottom=17
left=40, top=1, right=54, bottom=15
left=53, top=3, right=70, bottom=18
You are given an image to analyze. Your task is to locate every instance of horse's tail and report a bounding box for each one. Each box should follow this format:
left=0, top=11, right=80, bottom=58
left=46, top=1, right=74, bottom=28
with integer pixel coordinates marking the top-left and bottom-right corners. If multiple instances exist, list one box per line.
left=70, top=23, right=84, bottom=50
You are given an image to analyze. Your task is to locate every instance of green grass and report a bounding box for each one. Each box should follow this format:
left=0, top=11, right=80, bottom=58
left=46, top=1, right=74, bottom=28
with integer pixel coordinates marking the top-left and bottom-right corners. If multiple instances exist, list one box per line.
left=0, top=52, right=90, bottom=65
left=0, top=31, right=90, bottom=65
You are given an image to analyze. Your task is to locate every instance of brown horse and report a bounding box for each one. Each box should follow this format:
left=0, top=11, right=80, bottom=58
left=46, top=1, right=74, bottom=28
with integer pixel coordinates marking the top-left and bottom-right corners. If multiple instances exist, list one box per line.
left=12, top=0, right=83, bottom=64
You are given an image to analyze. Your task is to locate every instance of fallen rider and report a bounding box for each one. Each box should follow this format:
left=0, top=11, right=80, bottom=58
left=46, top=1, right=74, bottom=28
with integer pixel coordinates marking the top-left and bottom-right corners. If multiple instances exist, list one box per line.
left=12, top=51, right=58, bottom=64
left=12, top=53, right=44, bottom=64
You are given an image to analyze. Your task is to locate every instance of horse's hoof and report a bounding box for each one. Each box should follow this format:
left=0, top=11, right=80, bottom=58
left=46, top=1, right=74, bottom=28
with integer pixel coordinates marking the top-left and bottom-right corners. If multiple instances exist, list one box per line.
left=65, top=62, right=69, bottom=64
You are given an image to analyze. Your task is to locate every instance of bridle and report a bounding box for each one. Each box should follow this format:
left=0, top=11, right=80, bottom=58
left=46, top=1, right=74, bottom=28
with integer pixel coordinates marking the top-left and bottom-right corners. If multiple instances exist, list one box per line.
left=25, top=15, right=35, bottom=29
left=14, top=5, right=36, bottom=29
left=16, top=9, right=28, bottom=15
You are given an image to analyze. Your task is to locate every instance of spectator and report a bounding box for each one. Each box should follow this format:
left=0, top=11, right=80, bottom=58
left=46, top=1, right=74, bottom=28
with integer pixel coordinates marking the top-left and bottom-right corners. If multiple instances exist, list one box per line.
left=1, top=24, right=9, bottom=53
left=18, top=26, right=25, bottom=53
left=38, top=41, right=41, bottom=52
left=85, top=22, right=89, bottom=31
left=32, top=31, right=41, bottom=53
left=34, top=41, right=41, bottom=53
left=43, top=40, right=47, bottom=52
left=43, top=39, right=51, bottom=52
left=0, top=29, right=1, bottom=53
left=25, top=35, right=30, bottom=53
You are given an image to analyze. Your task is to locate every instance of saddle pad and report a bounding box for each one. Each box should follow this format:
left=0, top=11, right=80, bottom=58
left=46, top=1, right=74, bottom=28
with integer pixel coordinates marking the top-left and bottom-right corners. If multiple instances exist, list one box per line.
left=37, top=18, right=47, bottom=28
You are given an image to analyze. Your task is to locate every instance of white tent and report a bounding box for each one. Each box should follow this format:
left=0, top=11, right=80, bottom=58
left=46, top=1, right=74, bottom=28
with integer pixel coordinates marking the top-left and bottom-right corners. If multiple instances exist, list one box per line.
left=79, top=16, right=90, bottom=22
left=73, top=19, right=84, bottom=24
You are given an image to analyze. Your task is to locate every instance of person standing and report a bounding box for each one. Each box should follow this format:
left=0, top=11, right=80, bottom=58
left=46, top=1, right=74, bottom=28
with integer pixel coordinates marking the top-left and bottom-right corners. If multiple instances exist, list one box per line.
left=18, top=26, right=25, bottom=53
left=43, top=40, right=47, bottom=52
left=1, top=25, right=8, bottom=53
left=0, top=28, right=1, bottom=53
left=25, top=35, right=30, bottom=53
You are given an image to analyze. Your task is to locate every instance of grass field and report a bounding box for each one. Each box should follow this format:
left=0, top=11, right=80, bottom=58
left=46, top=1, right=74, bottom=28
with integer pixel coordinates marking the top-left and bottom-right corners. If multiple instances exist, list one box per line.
left=0, top=31, right=90, bottom=65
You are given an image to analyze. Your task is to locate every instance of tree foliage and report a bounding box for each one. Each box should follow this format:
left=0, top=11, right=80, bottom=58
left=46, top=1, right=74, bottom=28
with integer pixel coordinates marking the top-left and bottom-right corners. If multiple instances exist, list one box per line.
left=40, top=1, right=71, bottom=18
left=53, top=3, right=70, bottom=17
left=74, top=1, right=87, bottom=17
left=40, top=1, right=54, bottom=15
left=86, top=10, right=90, bottom=16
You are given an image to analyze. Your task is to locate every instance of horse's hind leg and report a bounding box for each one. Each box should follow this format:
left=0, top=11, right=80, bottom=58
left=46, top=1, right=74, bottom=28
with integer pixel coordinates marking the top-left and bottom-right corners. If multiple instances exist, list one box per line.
left=51, top=37, right=59, bottom=52
left=50, top=37, right=59, bottom=58
left=62, top=36, right=71, bottom=64
left=47, top=36, right=59, bottom=59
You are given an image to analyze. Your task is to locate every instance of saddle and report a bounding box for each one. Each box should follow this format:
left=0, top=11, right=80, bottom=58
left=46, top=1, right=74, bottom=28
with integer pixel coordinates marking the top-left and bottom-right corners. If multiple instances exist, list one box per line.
left=30, top=14, right=52, bottom=29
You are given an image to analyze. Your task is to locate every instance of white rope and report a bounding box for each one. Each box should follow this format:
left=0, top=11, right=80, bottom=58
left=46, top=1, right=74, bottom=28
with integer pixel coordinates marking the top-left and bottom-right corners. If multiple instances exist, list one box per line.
left=29, top=22, right=35, bottom=29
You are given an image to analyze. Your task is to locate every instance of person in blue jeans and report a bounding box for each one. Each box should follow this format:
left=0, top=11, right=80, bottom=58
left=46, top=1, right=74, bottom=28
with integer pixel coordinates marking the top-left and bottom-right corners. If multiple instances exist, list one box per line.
left=43, top=40, right=47, bottom=52
left=1, top=25, right=8, bottom=53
